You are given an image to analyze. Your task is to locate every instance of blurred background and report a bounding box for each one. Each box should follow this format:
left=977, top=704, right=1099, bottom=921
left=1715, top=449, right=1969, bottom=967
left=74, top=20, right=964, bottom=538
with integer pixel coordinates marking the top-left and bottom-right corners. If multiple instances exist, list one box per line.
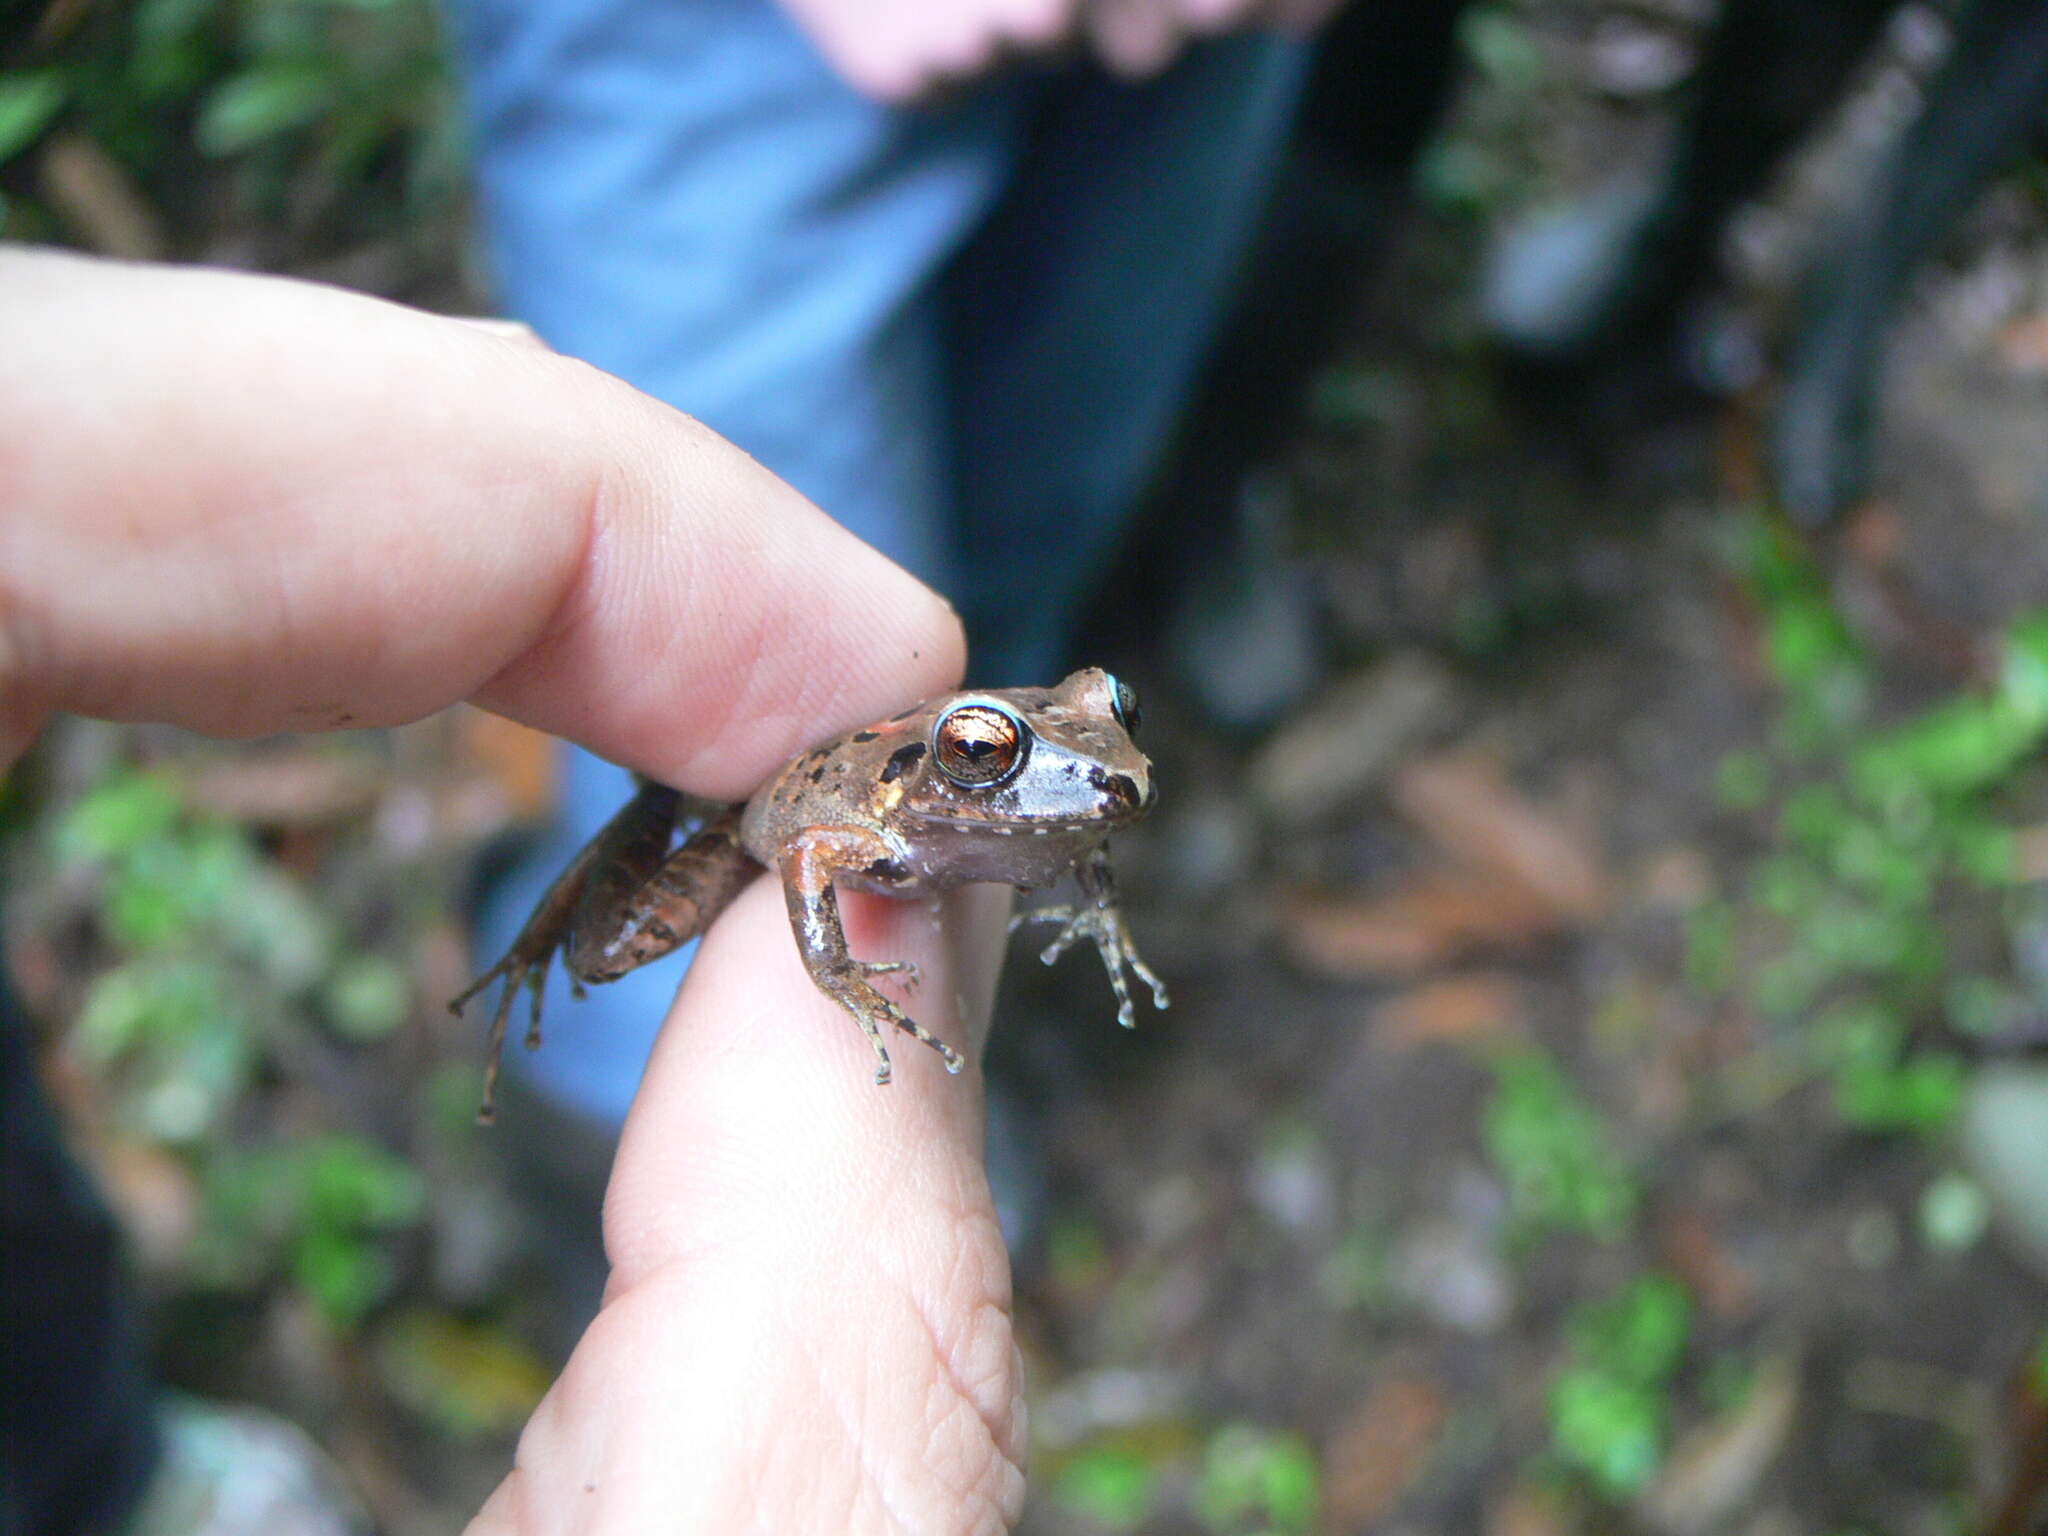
left=3, top=0, right=2047, bottom=1532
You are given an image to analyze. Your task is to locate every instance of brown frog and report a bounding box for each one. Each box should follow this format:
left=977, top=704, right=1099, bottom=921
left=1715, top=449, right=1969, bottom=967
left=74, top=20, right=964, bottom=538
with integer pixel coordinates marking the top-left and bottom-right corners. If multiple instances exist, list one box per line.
left=454, top=667, right=1167, bottom=1115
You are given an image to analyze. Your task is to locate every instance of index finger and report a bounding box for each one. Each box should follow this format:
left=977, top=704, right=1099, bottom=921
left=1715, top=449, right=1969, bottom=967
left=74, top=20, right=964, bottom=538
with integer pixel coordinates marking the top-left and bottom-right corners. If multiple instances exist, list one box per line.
left=0, top=251, right=965, bottom=794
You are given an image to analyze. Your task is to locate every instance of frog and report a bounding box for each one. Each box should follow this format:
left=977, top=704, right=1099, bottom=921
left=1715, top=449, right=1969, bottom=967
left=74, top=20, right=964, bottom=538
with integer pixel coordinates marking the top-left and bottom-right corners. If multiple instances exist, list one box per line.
left=453, top=667, right=1168, bottom=1117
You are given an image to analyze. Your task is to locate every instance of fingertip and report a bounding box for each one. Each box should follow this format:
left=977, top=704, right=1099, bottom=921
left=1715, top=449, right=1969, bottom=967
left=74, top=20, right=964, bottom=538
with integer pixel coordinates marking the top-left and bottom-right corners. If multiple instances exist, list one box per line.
left=470, top=364, right=968, bottom=797
left=601, top=877, right=997, bottom=1292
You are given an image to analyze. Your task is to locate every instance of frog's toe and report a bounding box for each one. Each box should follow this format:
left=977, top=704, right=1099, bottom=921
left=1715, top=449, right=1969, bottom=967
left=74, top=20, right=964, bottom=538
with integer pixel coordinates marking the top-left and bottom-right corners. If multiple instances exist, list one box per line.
left=1131, top=954, right=1170, bottom=1011
left=859, top=957, right=921, bottom=991
left=1010, top=903, right=1074, bottom=936
left=885, top=1001, right=964, bottom=1074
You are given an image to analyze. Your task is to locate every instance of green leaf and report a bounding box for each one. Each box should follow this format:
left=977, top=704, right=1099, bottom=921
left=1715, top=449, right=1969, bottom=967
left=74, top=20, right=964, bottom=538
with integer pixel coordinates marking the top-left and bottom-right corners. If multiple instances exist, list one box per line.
left=1714, top=751, right=1770, bottom=811
left=0, top=73, right=67, bottom=168
left=1414, top=138, right=1507, bottom=217
left=1569, top=1274, right=1691, bottom=1382
left=301, top=1136, right=426, bottom=1232
left=292, top=1222, right=392, bottom=1328
left=1918, top=1173, right=1989, bottom=1252
left=1485, top=1049, right=1638, bottom=1240
left=196, top=60, right=337, bottom=156
left=1997, top=608, right=2048, bottom=726
left=129, top=0, right=226, bottom=97
left=214, top=860, right=335, bottom=986
left=53, top=769, right=182, bottom=863
left=1458, top=6, right=1545, bottom=91
left=1549, top=1371, right=1666, bottom=1496
left=322, top=955, right=411, bottom=1041
left=1195, top=1423, right=1320, bottom=1534
left=1833, top=1052, right=1964, bottom=1134
left=78, top=957, right=252, bottom=1141
left=1684, top=901, right=1735, bottom=994
left=1549, top=1276, right=1693, bottom=1499
left=1054, top=1446, right=1159, bottom=1530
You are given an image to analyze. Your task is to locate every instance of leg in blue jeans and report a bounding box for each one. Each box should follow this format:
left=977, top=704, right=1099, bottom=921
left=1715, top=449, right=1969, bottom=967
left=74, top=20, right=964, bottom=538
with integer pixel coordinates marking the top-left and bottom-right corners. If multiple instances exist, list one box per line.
left=454, top=0, right=1303, bottom=1126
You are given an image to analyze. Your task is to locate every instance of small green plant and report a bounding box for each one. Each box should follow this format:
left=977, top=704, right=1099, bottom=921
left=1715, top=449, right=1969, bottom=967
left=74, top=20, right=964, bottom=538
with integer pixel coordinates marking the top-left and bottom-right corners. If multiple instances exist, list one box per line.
left=194, top=1133, right=426, bottom=1329
left=1704, top=518, right=2048, bottom=1135
left=52, top=765, right=349, bottom=1140
left=1054, top=1445, right=1162, bottom=1531
left=45, top=757, right=428, bottom=1329
left=1547, top=1274, right=1692, bottom=1497
left=1484, top=1046, right=1638, bottom=1242
left=1, top=0, right=461, bottom=245
left=1194, top=1423, right=1321, bottom=1536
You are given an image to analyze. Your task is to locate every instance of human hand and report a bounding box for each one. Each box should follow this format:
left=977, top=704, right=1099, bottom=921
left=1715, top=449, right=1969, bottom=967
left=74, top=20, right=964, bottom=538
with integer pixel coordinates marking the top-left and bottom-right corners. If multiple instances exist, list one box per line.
left=1082, top=0, right=1348, bottom=77
left=775, top=0, right=1084, bottom=102
left=1, top=250, right=1026, bottom=1532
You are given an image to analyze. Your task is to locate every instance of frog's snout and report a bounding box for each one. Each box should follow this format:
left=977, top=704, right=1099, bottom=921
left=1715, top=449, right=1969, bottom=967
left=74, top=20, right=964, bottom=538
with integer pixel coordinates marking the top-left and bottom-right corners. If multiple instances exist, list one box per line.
left=1094, top=769, right=1151, bottom=814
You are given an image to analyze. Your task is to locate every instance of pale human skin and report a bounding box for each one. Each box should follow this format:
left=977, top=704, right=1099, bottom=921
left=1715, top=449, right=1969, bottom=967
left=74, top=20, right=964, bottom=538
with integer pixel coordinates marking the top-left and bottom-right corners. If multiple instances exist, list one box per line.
left=778, top=0, right=1347, bottom=101
left=0, top=249, right=1028, bottom=1532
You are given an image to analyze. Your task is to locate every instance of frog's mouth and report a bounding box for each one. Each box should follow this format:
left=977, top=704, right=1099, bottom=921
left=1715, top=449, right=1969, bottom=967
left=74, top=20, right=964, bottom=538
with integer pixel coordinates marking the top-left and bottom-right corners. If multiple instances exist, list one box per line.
left=905, top=809, right=1128, bottom=836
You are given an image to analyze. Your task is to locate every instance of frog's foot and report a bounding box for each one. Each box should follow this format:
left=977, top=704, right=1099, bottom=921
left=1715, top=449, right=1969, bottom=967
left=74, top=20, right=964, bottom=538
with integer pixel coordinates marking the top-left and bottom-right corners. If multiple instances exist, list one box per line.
left=1014, top=903, right=1170, bottom=1029
left=817, top=967, right=961, bottom=1085
left=449, top=946, right=556, bottom=1123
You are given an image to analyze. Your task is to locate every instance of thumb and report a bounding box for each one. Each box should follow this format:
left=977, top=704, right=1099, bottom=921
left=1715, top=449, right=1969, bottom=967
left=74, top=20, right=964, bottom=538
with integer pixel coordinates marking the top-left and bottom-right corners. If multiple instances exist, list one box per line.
left=472, top=877, right=1026, bottom=1532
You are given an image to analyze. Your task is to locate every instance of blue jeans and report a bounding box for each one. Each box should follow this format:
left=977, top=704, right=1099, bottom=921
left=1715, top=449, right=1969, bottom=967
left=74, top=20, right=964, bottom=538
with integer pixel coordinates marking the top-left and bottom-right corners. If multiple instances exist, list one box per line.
left=454, top=0, right=1305, bottom=1125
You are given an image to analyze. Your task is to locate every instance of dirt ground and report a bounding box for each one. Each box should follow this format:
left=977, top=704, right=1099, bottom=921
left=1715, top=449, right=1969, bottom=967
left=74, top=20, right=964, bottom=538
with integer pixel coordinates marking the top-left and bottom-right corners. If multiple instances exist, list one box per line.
left=1000, top=7, right=2048, bottom=1531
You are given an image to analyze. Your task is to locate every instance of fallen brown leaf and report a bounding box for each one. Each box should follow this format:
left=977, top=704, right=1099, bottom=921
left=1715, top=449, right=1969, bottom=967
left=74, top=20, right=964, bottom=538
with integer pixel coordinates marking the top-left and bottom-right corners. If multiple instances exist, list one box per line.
left=1247, top=654, right=1457, bottom=825
left=1985, top=1358, right=2048, bottom=1536
left=1323, top=1371, right=1450, bottom=1528
left=1637, top=1356, right=1800, bottom=1536
left=182, top=752, right=385, bottom=829
left=1840, top=502, right=1906, bottom=570
left=40, top=134, right=165, bottom=261
left=1279, top=876, right=1554, bottom=980
left=1487, top=1482, right=1571, bottom=1536
left=1636, top=846, right=1714, bottom=912
left=97, top=1140, right=199, bottom=1276
left=1377, top=973, right=1524, bottom=1050
left=1658, top=1207, right=1757, bottom=1320
left=457, top=706, right=560, bottom=822
left=1997, top=312, right=2048, bottom=375
left=1392, top=755, right=1608, bottom=923
left=2010, top=823, right=2048, bottom=883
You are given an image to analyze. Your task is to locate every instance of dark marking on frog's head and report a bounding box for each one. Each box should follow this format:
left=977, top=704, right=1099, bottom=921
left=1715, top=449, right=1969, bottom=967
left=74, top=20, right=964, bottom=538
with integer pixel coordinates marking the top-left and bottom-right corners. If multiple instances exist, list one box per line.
left=1088, top=766, right=1149, bottom=811
left=851, top=730, right=879, bottom=743
left=808, top=763, right=828, bottom=783
left=880, top=741, right=926, bottom=784
left=889, top=707, right=920, bottom=723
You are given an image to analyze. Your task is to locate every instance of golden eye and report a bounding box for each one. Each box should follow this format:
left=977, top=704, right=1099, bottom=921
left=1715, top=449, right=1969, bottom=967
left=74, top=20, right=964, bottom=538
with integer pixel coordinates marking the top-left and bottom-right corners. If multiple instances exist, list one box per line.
left=934, top=703, right=1026, bottom=787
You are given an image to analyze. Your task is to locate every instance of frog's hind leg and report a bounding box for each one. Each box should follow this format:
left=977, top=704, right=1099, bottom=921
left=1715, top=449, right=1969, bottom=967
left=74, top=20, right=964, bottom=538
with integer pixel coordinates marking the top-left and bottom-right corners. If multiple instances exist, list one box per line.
left=452, top=781, right=688, bottom=1120
left=779, top=829, right=963, bottom=1085
left=564, top=802, right=761, bottom=983
left=449, top=947, right=554, bottom=1123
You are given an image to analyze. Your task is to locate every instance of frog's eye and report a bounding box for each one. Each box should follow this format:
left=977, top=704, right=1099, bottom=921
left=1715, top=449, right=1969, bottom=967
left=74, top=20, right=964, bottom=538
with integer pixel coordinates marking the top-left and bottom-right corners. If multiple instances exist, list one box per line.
left=1109, top=676, right=1142, bottom=737
left=934, top=703, right=1027, bottom=787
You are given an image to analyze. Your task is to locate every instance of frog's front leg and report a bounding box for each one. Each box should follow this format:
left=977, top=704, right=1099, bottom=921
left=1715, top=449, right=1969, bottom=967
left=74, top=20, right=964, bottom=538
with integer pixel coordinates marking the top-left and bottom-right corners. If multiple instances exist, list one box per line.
left=779, top=828, right=964, bottom=1085
left=1014, top=845, right=1170, bottom=1029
